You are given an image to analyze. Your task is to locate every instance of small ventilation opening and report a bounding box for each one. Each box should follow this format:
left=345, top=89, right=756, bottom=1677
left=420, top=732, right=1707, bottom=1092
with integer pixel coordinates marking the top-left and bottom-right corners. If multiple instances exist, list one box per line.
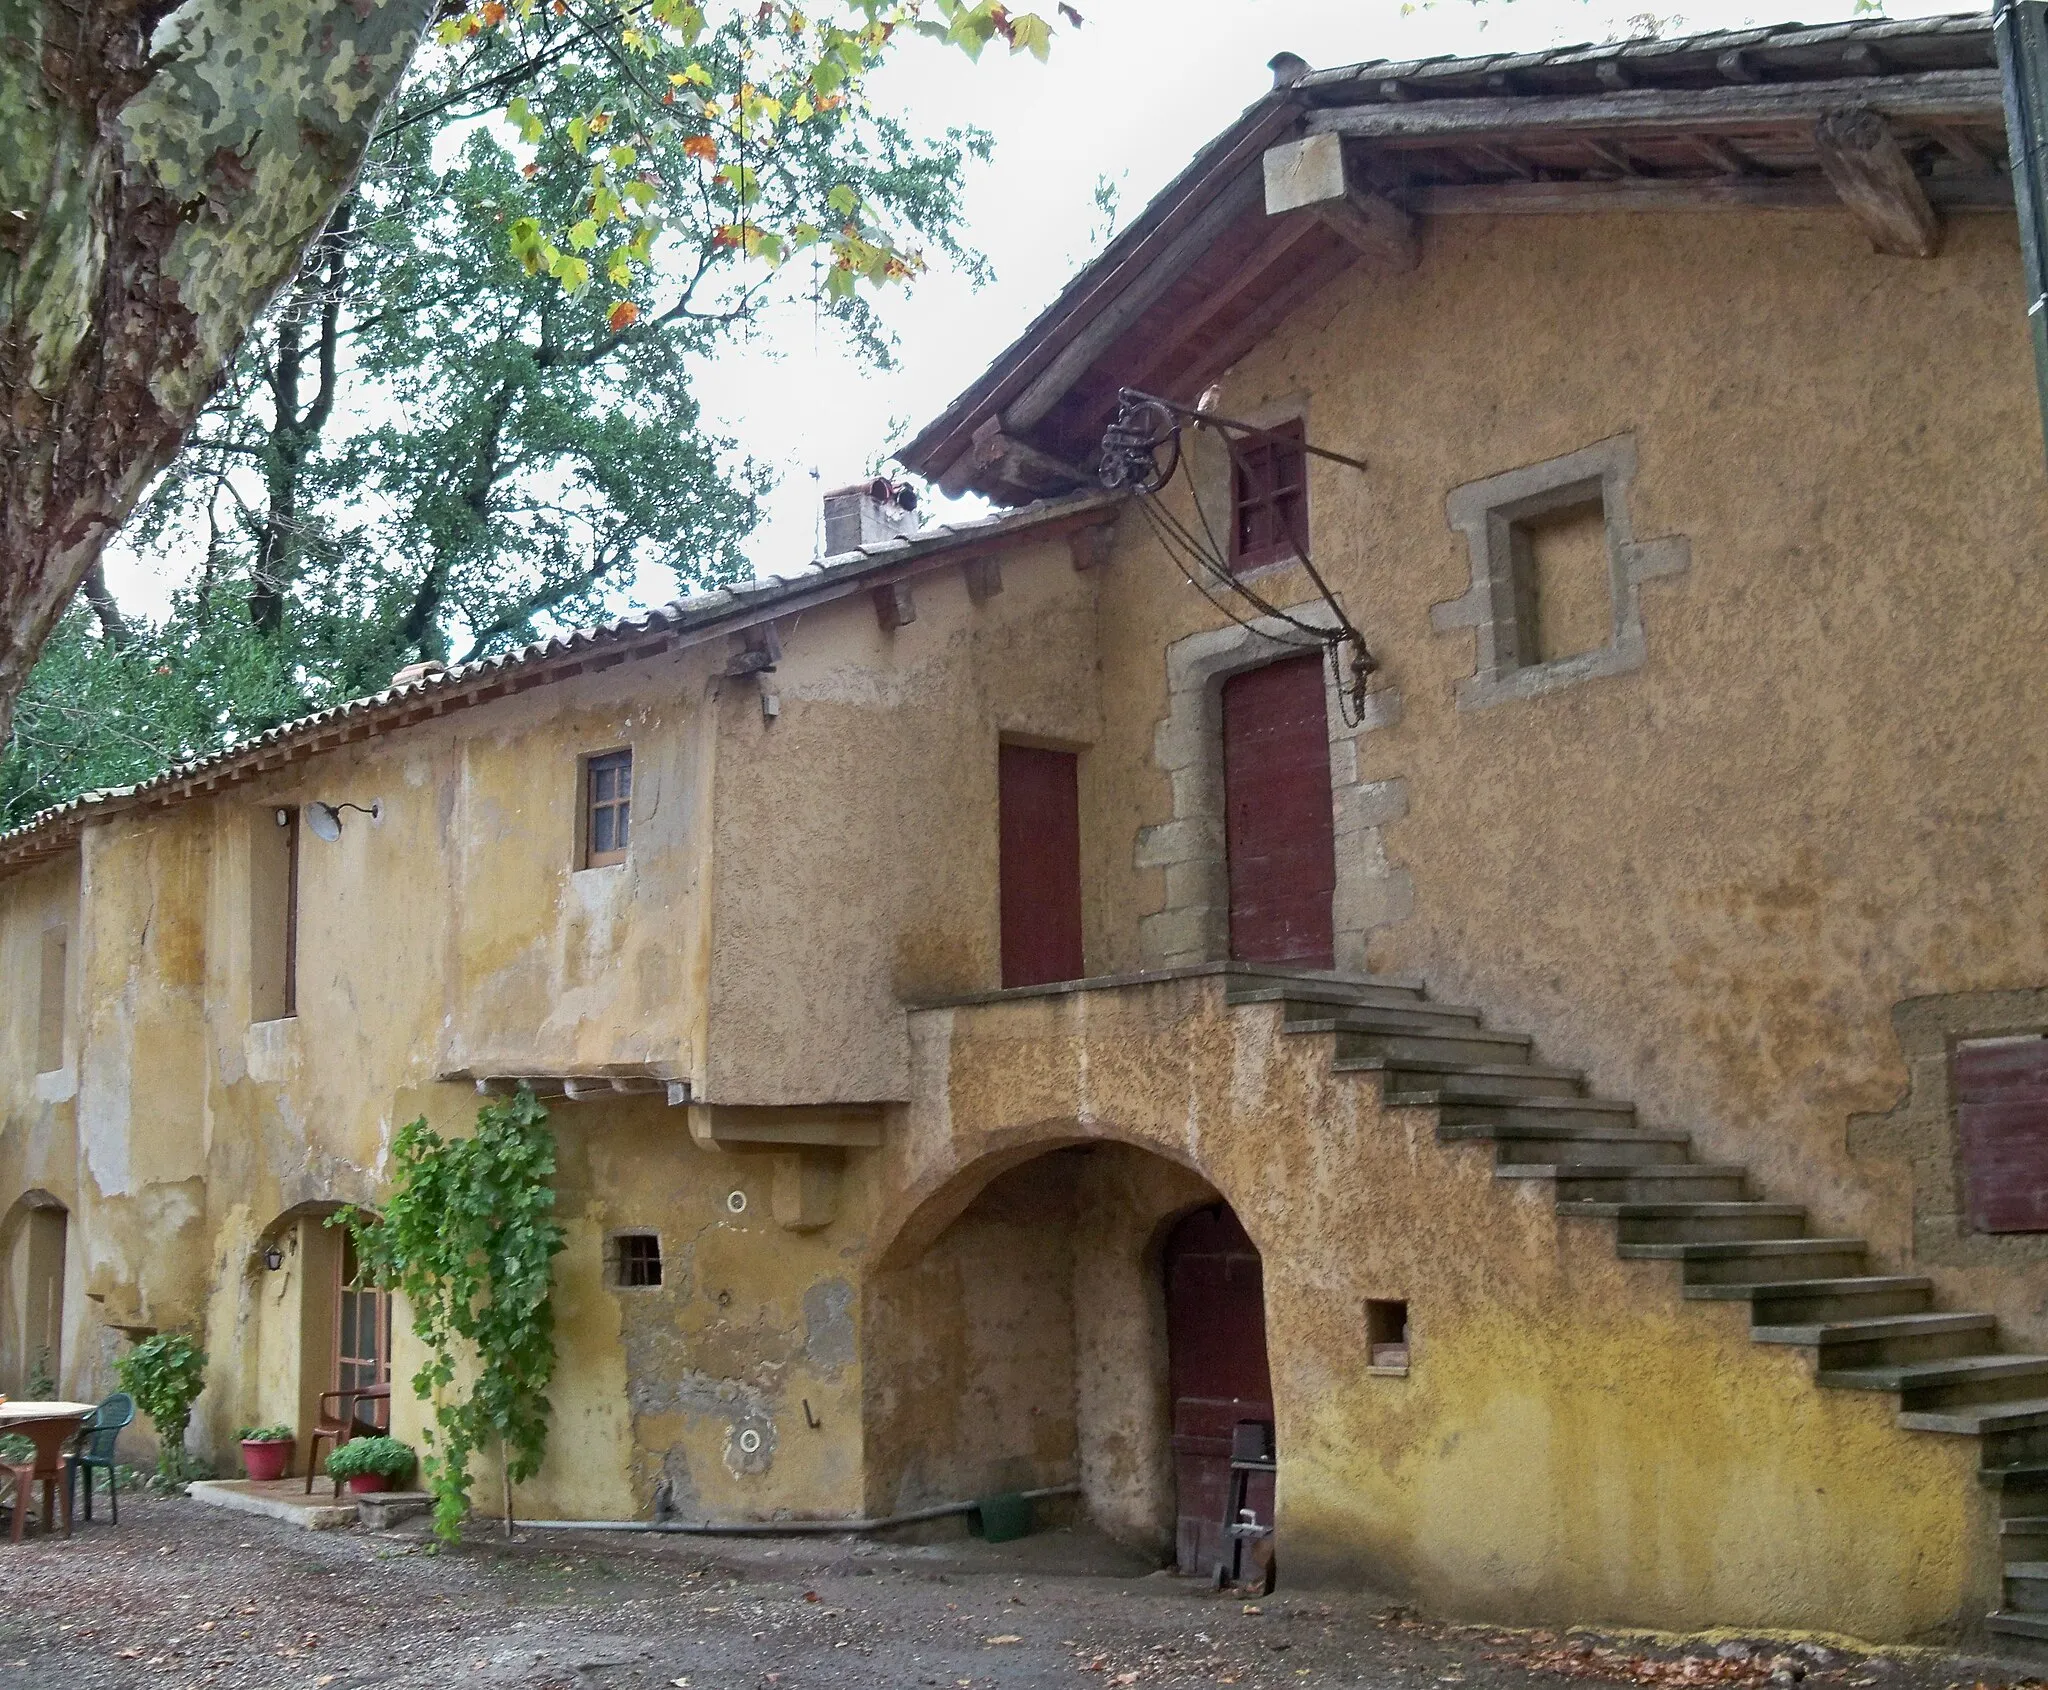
left=612, top=1232, right=662, bottom=1288
left=1366, top=1298, right=1409, bottom=1372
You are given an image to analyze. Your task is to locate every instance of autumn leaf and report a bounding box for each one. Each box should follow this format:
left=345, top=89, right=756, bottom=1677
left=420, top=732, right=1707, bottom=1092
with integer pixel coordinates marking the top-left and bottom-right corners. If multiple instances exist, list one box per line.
left=479, top=0, right=506, bottom=25
left=1059, top=3, right=1084, bottom=24
left=683, top=134, right=718, bottom=163
left=607, top=301, right=640, bottom=331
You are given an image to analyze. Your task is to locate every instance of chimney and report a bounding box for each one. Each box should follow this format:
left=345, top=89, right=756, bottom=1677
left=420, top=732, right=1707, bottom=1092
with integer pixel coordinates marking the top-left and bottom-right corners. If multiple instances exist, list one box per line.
left=822, top=477, right=920, bottom=557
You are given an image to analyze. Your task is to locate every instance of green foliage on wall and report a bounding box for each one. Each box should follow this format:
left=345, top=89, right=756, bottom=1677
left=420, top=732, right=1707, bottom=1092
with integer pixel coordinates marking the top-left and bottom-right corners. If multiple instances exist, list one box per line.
left=339, top=1088, right=566, bottom=1542
left=115, top=1332, right=208, bottom=1483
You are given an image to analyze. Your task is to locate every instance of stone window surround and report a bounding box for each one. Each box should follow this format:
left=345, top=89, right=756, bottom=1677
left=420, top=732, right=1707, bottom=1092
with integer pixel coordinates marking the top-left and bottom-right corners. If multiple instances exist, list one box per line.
left=1136, top=602, right=1410, bottom=974
left=1848, top=987, right=2048, bottom=1269
left=1432, top=433, right=1690, bottom=711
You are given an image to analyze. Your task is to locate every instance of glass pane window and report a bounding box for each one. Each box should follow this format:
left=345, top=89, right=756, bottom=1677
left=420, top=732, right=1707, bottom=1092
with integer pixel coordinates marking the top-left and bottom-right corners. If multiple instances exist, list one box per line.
left=584, top=750, right=633, bottom=867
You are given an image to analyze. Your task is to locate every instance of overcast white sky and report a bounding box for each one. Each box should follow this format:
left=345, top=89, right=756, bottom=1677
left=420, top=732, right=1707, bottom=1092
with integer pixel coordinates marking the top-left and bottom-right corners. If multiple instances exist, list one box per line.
left=103, top=0, right=1960, bottom=621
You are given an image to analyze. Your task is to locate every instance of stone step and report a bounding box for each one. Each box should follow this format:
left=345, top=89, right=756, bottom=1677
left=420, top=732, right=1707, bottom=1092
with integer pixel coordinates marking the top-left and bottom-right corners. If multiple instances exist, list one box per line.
left=1687, top=1274, right=1934, bottom=1325
left=1905, top=1398, right=2048, bottom=1445
left=1447, top=1122, right=1694, bottom=1168
left=2001, top=1516, right=2048, bottom=1556
left=1312, top=1021, right=1536, bottom=1066
left=1987, top=1608, right=2048, bottom=1647
left=1819, top=1354, right=2048, bottom=1411
left=1983, top=1462, right=2048, bottom=1508
left=1346, top=1057, right=1585, bottom=1100
left=1543, top=1165, right=1747, bottom=1203
left=2004, top=1562, right=2048, bottom=1613
left=1417, top=1095, right=1638, bottom=1132
left=1753, top=1311, right=1999, bottom=1368
left=1559, top=1200, right=1808, bottom=1245
left=1230, top=979, right=1448, bottom=1016
left=1617, top=1237, right=1869, bottom=1286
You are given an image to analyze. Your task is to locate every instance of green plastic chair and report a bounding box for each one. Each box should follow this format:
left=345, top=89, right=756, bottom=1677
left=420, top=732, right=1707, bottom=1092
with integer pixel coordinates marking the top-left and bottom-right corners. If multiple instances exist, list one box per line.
left=67, top=1392, right=134, bottom=1525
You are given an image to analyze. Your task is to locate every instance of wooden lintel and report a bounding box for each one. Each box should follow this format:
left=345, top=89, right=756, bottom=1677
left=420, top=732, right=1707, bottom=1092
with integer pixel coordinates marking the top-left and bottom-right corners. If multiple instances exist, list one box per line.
left=1583, top=138, right=1637, bottom=177
left=1263, top=132, right=1418, bottom=270
left=688, top=1104, right=887, bottom=1151
left=1813, top=105, right=1940, bottom=257
left=962, top=556, right=1004, bottom=604
left=872, top=581, right=916, bottom=633
left=1068, top=524, right=1115, bottom=572
left=1123, top=211, right=1330, bottom=395
left=967, top=418, right=1091, bottom=497
left=1305, top=68, right=2003, bottom=146
left=1416, top=173, right=2005, bottom=217
left=1000, top=166, right=1270, bottom=435
left=726, top=620, right=783, bottom=675
left=1688, top=135, right=1753, bottom=176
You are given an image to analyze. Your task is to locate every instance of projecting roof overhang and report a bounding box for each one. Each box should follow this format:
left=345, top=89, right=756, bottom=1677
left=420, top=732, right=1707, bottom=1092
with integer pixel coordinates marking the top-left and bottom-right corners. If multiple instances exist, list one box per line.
left=897, top=13, right=2008, bottom=506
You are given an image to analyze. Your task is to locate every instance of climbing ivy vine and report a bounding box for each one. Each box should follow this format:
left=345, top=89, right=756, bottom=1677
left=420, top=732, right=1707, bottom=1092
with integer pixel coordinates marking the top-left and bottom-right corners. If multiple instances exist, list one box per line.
left=338, top=1088, right=567, bottom=1542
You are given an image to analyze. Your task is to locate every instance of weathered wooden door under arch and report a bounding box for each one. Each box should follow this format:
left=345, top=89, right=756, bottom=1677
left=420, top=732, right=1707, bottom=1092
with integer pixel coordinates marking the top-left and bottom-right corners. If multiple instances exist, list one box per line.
left=1164, top=1203, right=1275, bottom=1577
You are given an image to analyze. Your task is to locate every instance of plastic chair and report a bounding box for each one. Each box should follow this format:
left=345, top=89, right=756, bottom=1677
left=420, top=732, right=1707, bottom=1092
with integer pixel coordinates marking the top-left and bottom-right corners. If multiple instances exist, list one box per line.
left=67, top=1393, right=135, bottom=1525
left=304, top=1384, right=390, bottom=1495
left=3, top=1416, right=78, bottom=1540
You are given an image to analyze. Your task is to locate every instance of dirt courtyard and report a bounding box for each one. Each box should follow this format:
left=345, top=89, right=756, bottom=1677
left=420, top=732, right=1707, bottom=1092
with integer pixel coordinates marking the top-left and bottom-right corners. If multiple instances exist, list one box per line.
left=0, top=1493, right=2041, bottom=1690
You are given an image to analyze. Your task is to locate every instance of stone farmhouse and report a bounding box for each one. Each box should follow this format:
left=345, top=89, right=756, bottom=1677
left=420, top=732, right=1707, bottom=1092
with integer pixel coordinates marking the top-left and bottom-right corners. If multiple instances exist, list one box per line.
left=6, top=10, right=2048, bottom=1647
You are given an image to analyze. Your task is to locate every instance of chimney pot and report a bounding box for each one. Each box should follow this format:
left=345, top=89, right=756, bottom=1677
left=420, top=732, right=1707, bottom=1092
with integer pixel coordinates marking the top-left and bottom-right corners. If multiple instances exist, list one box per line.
left=1269, top=51, right=1310, bottom=89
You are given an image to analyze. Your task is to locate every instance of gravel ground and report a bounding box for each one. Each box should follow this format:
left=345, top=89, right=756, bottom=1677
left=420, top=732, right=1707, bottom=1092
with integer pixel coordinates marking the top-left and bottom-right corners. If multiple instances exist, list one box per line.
left=1, top=1492, right=2042, bottom=1690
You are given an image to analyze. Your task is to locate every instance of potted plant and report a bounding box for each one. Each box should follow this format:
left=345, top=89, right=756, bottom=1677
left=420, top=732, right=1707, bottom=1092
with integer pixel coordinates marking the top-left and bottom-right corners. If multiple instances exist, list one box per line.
left=325, top=1435, right=416, bottom=1494
left=237, top=1424, right=296, bottom=1482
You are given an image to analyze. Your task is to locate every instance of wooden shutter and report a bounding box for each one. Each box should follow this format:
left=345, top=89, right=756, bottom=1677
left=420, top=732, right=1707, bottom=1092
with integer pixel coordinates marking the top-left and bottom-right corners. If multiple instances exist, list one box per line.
left=998, top=743, right=1084, bottom=989
left=1222, top=655, right=1336, bottom=968
left=1230, top=421, right=1308, bottom=575
left=1956, top=1038, right=2048, bottom=1233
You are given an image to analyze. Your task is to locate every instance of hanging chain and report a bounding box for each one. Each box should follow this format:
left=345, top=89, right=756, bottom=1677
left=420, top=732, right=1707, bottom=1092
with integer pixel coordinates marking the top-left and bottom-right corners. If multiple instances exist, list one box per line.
left=1100, top=388, right=1379, bottom=726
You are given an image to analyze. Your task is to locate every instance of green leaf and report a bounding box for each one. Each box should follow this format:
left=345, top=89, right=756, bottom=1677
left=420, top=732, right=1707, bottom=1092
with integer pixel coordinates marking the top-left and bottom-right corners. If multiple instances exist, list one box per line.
left=567, top=219, right=599, bottom=250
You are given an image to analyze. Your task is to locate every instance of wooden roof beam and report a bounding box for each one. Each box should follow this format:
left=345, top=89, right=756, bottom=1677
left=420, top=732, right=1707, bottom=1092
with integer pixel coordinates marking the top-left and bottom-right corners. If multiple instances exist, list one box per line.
left=1121, top=212, right=1332, bottom=395
left=1303, top=68, right=2002, bottom=145
left=1262, top=132, right=1417, bottom=271
left=1813, top=105, right=1941, bottom=257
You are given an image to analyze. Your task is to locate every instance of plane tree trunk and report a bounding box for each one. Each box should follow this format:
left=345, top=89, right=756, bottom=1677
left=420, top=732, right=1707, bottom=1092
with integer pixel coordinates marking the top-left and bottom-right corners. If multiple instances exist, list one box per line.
left=0, top=0, right=435, bottom=746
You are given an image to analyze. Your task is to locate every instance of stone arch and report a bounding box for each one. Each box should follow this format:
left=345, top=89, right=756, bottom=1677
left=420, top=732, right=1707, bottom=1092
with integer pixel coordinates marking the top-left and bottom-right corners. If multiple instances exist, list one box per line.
left=0, top=1190, right=68, bottom=1395
left=864, top=1124, right=1272, bottom=1566
left=244, top=1199, right=383, bottom=1451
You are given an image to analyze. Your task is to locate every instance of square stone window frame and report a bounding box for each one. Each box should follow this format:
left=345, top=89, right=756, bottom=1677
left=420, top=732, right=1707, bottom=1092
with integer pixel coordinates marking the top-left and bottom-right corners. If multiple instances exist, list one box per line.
left=1136, top=602, right=1410, bottom=975
left=1432, top=434, right=1689, bottom=711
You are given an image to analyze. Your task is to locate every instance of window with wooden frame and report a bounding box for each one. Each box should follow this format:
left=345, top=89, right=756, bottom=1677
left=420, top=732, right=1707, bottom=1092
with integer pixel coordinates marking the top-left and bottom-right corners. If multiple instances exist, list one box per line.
left=581, top=749, right=633, bottom=869
left=1229, top=419, right=1308, bottom=575
left=608, top=1231, right=663, bottom=1288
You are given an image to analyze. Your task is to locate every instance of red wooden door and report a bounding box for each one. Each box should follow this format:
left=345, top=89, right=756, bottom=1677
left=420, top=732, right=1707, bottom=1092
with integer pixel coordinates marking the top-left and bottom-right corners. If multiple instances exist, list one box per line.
left=1956, top=1038, right=2048, bottom=1233
left=1222, top=655, right=1336, bottom=968
left=1165, top=1205, right=1275, bottom=1578
left=999, top=743, right=1084, bottom=988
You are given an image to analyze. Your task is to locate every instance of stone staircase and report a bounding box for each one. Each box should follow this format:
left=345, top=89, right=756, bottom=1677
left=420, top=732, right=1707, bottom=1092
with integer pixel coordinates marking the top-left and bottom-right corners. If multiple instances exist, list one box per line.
left=1221, top=965, right=2048, bottom=1653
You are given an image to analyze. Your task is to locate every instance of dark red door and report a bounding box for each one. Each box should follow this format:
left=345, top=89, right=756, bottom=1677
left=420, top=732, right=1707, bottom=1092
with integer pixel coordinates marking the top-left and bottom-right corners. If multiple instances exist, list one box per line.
left=999, top=743, right=1084, bottom=988
left=1222, top=655, right=1336, bottom=968
left=1165, top=1204, right=1275, bottom=1578
left=1955, top=1038, right=2048, bottom=1233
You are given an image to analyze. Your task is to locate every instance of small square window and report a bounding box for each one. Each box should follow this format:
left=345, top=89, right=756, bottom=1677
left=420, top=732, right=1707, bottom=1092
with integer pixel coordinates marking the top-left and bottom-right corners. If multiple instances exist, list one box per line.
left=611, top=1232, right=662, bottom=1288
left=583, top=749, right=632, bottom=868
left=1366, top=1299, right=1409, bottom=1373
left=1230, top=420, right=1307, bottom=575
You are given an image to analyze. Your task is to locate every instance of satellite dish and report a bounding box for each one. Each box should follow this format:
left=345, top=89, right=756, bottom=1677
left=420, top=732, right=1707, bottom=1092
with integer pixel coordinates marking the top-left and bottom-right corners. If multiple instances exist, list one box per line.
left=306, top=802, right=343, bottom=843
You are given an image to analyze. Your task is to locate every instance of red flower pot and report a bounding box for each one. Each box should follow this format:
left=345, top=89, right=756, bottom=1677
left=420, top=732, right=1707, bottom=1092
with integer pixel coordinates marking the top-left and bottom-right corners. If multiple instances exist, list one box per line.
left=241, top=1439, right=294, bottom=1482
left=345, top=1472, right=392, bottom=1494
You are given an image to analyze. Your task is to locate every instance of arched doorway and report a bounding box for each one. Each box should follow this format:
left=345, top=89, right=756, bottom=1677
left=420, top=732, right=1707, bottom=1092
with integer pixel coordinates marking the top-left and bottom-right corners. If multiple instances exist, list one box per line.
left=1164, top=1204, right=1274, bottom=1581
left=868, top=1141, right=1276, bottom=1577
left=250, top=1205, right=391, bottom=1448
left=0, top=1193, right=67, bottom=1396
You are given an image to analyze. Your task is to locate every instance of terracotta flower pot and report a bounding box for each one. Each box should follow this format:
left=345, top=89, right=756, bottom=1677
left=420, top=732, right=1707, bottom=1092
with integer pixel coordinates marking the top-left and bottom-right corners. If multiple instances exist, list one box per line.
left=241, top=1439, right=294, bottom=1482
left=345, top=1471, right=392, bottom=1494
